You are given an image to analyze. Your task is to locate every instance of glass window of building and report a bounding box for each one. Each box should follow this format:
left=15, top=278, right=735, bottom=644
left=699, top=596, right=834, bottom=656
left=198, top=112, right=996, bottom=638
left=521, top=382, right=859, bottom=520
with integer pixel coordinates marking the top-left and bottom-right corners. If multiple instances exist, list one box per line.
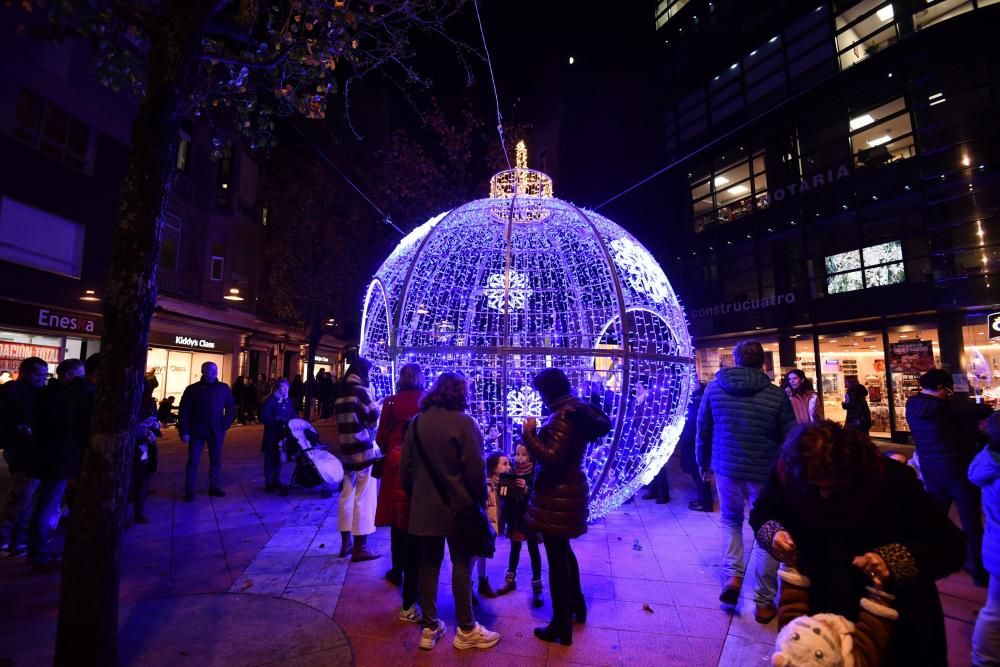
left=691, top=149, right=767, bottom=232
left=886, top=325, right=941, bottom=433
left=913, top=0, right=973, bottom=30
left=835, top=1, right=899, bottom=70
left=160, top=214, right=181, bottom=272
left=849, top=97, right=915, bottom=168
left=963, top=318, right=1000, bottom=408
left=817, top=331, right=891, bottom=437
left=13, top=90, right=92, bottom=172
left=826, top=240, right=905, bottom=293
left=654, top=0, right=690, bottom=30
left=695, top=338, right=780, bottom=385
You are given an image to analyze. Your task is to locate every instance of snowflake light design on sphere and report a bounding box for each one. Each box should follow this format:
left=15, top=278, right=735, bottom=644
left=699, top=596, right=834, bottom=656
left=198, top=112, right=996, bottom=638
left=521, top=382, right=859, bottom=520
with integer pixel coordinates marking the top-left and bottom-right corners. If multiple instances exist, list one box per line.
left=610, top=238, right=671, bottom=304
left=360, top=143, right=696, bottom=519
left=485, top=270, right=532, bottom=312
left=506, top=385, right=543, bottom=425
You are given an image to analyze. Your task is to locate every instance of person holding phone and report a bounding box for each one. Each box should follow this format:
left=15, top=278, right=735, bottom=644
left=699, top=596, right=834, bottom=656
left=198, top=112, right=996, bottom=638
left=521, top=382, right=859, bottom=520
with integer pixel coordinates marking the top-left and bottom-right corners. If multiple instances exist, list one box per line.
left=750, top=421, right=965, bottom=667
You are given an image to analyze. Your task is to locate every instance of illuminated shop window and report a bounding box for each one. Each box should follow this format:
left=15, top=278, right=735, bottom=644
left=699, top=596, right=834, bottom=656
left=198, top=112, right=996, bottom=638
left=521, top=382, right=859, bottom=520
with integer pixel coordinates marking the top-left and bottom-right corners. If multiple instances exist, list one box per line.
left=848, top=97, right=915, bottom=168
left=691, top=149, right=768, bottom=233
left=826, top=240, right=904, bottom=294
left=835, top=1, right=898, bottom=70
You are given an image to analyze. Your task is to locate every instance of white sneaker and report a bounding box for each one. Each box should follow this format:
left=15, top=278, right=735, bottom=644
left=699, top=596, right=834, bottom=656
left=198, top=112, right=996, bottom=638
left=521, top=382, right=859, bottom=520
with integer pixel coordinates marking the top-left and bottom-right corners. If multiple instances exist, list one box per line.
left=452, top=622, right=501, bottom=650
left=419, top=620, right=446, bottom=650
left=398, top=604, right=422, bottom=623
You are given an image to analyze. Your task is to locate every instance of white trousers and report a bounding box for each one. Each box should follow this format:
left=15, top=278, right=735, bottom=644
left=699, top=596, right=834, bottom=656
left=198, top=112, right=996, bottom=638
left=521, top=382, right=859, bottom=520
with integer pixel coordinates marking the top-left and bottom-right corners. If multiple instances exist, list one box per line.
left=338, top=467, right=377, bottom=536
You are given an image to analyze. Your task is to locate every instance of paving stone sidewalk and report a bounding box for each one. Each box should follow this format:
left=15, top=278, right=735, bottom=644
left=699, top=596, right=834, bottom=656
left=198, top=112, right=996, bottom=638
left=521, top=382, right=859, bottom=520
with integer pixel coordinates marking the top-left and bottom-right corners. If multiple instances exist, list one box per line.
left=0, top=422, right=985, bottom=666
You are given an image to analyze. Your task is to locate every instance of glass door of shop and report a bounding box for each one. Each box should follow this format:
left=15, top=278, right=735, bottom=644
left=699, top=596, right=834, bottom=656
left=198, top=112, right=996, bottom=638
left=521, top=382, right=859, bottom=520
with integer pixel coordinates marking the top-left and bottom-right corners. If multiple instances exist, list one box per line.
left=886, top=324, right=940, bottom=435
left=816, top=330, right=891, bottom=438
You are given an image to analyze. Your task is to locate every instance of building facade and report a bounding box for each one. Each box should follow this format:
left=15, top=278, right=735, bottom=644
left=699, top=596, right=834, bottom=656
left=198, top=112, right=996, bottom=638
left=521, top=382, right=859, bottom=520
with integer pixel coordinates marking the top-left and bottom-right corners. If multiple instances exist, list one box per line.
left=0, top=25, right=347, bottom=400
left=655, top=0, right=1000, bottom=441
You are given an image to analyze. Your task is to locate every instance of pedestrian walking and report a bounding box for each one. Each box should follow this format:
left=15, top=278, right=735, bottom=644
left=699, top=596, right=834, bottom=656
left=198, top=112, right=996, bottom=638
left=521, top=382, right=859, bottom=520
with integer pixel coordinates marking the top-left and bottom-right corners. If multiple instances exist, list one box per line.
left=843, top=375, right=872, bottom=434
left=130, top=377, right=159, bottom=524
left=399, top=371, right=500, bottom=651
left=333, top=359, right=381, bottom=561
left=290, top=374, right=305, bottom=415
left=906, top=368, right=993, bottom=586
left=178, top=362, right=236, bottom=501
left=696, top=339, right=795, bottom=623
left=970, top=413, right=1000, bottom=665
left=26, top=358, right=85, bottom=572
left=679, top=383, right=713, bottom=511
left=374, top=362, right=424, bottom=621
left=261, top=378, right=296, bottom=495
left=0, top=356, right=47, bottom=558
left=523, top=367, right=612, bottom=646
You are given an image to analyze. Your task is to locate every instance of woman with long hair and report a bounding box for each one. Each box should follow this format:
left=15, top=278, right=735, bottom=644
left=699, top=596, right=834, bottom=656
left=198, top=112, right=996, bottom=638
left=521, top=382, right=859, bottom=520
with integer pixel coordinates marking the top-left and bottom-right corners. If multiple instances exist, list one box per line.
left=374, top=362, right=426, bottom=622
left=399, top=372, right=500, bottom=651
left=750, top=421, right=965, bottom=666
left=785, top=369, right=822, bottom=425
left=523, top=368, right=612, bottom=646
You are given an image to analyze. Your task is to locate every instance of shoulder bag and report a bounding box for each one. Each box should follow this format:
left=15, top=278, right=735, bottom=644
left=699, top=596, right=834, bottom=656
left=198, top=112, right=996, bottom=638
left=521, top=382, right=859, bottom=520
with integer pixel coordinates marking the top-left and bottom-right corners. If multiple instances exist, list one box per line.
left=410, top=415, right=495, bottom=558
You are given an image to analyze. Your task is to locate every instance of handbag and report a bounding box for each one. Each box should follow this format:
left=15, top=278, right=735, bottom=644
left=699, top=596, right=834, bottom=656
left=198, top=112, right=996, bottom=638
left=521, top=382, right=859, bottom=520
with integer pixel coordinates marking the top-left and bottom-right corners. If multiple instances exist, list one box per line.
left=370, top=456, right=386, bottom=479
left=411, top=416, right=496, bottom=558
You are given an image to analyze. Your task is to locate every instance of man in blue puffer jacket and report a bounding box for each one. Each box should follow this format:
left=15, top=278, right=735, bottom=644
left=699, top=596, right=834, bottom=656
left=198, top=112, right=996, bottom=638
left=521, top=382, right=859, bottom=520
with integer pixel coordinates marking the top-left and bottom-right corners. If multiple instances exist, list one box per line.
left=696, top=339, right=795, bottom=624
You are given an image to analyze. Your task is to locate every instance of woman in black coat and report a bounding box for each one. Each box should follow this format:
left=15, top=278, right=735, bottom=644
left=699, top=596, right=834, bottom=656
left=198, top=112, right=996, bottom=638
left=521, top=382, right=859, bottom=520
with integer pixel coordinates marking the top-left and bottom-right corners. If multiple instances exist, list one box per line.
left=523, top=368, right=611, bottom=647
left=749, top=421, right=965, bottom=667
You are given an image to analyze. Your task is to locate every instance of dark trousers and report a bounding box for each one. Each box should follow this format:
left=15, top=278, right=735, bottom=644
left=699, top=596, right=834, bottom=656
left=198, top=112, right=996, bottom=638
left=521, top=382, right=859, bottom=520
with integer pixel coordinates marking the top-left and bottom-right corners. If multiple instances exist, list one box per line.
left=542, top=534, right=583, bottom=624
left=131, top=464, right=153, bottom=517
left=29, top=478, right=67, bottom=564
left=689, top=469, right=712, bottom=506
left=652, top=465, right=671, bottom=502
left=508, top=539, right=542, bottom=580
left=391, top=527, right=421, bottom=608
left=925, top=472, right=984, bottom=572
left=185, top=435, right=223, bottom=494
left=263, top=444, right=283, bottom=487
left=418, top=535, right=474, bottom=631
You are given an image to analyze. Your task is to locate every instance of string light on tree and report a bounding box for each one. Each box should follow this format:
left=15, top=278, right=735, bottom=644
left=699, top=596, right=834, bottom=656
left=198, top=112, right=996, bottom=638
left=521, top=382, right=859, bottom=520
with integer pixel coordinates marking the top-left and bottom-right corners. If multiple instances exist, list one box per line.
left=360, top=143, right=696, bottom=519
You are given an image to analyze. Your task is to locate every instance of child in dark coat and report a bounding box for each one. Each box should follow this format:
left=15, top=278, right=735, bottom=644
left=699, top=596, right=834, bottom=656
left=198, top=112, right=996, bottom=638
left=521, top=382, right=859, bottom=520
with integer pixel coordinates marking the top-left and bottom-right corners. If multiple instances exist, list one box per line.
left=496, top=441, right=544, bottom=607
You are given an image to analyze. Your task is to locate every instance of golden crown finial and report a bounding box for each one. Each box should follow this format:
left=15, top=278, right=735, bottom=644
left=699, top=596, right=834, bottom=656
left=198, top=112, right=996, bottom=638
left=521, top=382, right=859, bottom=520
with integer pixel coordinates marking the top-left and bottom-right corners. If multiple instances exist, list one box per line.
left=515, top=140, right=527, bottom=170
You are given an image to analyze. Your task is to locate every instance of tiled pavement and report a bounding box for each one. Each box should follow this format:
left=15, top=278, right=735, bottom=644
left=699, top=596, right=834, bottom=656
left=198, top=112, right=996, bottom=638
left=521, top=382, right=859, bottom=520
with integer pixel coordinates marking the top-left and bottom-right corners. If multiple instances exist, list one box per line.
left=0, top=423, right=985, bottom=665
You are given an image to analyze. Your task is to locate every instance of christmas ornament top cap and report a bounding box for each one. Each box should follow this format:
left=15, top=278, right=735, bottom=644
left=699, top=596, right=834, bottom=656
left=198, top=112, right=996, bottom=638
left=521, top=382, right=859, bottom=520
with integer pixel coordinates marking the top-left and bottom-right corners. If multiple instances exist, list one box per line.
left=489, top=141, right=553, bottom=200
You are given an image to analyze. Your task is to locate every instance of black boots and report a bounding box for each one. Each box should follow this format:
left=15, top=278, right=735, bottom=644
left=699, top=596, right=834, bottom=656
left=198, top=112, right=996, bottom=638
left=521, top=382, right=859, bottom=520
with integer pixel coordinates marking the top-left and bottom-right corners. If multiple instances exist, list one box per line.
left=534, top=619, right=573, bottom=646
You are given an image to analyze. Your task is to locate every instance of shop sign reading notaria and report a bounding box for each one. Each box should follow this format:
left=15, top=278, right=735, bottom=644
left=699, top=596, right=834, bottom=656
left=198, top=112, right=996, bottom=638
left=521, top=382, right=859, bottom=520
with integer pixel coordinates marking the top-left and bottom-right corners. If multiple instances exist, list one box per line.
left=760, top=164, right=851, bottom=206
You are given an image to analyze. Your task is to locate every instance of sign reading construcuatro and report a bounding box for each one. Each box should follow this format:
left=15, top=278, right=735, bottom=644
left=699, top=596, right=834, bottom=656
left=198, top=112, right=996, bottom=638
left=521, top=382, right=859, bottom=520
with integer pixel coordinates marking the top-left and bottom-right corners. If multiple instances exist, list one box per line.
left=689, top=292, right=796, bottom=320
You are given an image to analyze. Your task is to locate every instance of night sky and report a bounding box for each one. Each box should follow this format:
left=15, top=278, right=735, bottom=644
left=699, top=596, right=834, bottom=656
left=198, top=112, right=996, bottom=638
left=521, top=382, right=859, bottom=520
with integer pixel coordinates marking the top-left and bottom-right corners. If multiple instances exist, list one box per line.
left=452, top=1, right=671, bottom=256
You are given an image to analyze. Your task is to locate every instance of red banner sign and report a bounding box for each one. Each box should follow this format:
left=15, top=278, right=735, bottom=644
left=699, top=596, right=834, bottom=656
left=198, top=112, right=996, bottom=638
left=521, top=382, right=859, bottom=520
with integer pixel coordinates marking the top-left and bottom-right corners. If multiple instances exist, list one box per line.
left=0, top=342, right=61, bottom=366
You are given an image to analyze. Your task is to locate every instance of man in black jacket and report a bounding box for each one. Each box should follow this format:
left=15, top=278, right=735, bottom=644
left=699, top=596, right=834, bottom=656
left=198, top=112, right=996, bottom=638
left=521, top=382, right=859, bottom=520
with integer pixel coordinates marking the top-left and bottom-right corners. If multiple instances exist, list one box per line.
left=27, top=358, right=85, bottom=571
left=0, top=356, right=48, bottom=557
left=179, top=362, right=236, bottom=501
left=906, top=368, right=993, bottom=586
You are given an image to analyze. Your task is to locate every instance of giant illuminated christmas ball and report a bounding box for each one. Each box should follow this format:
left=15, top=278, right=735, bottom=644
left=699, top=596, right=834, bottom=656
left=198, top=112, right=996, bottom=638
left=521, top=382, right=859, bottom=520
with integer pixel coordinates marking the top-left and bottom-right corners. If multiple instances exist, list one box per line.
left=360, top=143, right=696, bottom=519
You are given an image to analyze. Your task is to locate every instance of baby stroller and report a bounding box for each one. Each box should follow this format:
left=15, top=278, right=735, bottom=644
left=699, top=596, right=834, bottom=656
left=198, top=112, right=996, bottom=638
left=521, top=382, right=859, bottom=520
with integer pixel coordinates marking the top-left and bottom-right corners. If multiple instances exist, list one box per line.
left=287, top=418, right=344, bottom=494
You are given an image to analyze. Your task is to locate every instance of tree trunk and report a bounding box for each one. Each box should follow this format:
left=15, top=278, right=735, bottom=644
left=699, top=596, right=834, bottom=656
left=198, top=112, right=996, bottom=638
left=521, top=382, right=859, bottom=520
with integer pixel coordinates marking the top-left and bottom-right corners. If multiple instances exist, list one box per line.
left=55, top=2, right=221, bottom=664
